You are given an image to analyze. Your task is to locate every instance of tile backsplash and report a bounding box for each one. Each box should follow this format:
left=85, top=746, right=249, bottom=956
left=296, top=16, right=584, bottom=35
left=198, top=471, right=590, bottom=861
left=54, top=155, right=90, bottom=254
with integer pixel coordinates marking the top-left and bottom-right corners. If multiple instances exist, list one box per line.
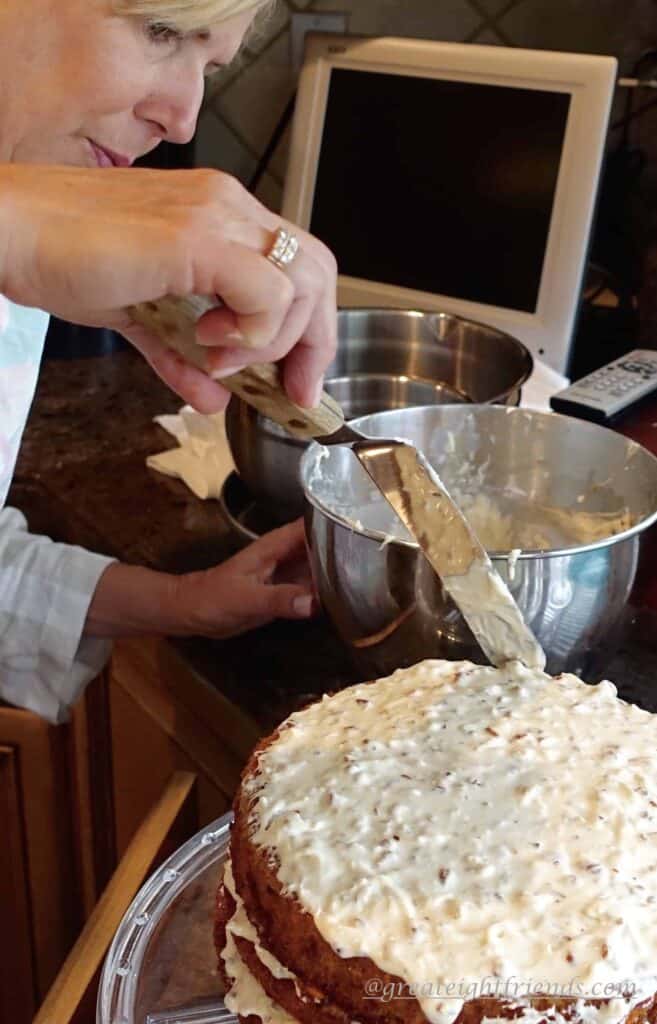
left=196, top=0, right=657, bottom=213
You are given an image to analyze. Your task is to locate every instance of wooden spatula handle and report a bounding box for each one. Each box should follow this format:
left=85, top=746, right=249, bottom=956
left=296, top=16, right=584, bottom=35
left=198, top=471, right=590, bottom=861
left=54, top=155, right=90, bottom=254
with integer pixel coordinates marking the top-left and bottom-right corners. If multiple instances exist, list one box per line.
left=223, top=364, right=346, bottom=439
left=129, top=296, right=344, bottom=440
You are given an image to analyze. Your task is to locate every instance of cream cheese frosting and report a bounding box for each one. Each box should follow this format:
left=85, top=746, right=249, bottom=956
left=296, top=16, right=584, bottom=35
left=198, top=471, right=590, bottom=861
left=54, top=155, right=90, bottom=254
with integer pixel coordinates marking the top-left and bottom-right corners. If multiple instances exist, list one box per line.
left=222, top=858, right=345, bottom=1021
left=341, top=492, right=633, bottom=554
left=224, top=860, right=297, bottom=982
left=222, top=906, right=298, bottom=1024
left=243, top=659, right=657, bottom=1024
left=442, top=560, right=545, bottom=670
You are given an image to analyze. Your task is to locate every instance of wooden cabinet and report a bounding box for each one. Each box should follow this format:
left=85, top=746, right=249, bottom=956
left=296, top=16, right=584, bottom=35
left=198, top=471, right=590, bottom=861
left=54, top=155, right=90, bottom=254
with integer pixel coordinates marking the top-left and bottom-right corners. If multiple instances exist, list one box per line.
left=0, top=730, right=39, bottom=1023
left=0, top=670, right=127, bottom=1023
left=35, top=771, right=200, bottom=1024
left=0, top=705, right=83, bottom=1023
left=1, top=635, right=261, bottom=1024
left=106, top=637, right=260, bottom=856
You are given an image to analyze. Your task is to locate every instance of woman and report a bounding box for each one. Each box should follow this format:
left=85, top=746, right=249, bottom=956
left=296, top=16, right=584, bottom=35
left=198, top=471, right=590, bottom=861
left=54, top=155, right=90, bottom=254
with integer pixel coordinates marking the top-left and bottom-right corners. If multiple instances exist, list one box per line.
left=0, top=0, right=338, bottom=722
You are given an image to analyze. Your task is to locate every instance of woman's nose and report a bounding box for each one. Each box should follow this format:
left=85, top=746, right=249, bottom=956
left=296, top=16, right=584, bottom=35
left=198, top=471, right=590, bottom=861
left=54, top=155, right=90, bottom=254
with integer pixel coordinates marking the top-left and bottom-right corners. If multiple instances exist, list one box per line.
left=135, top=72, right=205, bottom=146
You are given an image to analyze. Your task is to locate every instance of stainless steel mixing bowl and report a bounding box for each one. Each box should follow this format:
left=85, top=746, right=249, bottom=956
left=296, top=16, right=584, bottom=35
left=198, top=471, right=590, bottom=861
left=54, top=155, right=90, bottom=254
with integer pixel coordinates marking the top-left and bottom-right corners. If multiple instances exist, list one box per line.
left=227, top=372, right=467, bottom=523
left=334, top=308, right=533, bottom=403
left=300, top=406, right=657, bottom=678
left=226, top=308, right=532, bottom=522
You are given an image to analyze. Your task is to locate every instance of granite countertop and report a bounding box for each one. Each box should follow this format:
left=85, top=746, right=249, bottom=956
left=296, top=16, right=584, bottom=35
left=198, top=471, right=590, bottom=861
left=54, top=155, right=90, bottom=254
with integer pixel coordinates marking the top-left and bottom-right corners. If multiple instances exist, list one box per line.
left=8, top=349, right=359, bottom=736
left=8, top=349, right=657, bottom=735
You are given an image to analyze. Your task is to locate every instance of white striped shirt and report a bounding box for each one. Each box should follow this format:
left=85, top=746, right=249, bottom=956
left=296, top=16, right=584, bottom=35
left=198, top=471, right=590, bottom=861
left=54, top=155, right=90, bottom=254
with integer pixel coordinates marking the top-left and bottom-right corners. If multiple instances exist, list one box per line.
left=0, top=296, right=113, bottom=723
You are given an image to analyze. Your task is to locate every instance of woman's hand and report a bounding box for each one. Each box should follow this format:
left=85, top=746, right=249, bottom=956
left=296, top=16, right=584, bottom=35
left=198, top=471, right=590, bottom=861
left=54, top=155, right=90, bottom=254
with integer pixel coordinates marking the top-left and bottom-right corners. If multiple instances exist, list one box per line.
left=0, top=164, right=337, bottom=412
left=85, top=520, right=318, bottom=641
left=174, top=520, right=317, bottom=639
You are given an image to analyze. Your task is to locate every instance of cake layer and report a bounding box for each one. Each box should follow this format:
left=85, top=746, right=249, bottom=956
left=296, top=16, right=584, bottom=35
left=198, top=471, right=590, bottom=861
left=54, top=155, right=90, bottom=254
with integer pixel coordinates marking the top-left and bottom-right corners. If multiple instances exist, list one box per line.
left=216, top=881, right=294, bottom=1024
left=218, top=879, right=353, bottom=1024
left=230, top=819, right=410, bottom=1024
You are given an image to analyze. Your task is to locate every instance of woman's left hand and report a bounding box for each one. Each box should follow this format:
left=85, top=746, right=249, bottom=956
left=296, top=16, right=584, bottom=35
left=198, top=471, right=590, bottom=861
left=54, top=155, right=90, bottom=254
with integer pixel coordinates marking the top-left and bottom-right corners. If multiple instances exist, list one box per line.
left=86, top=520, right=318, bottom=641
left=173, top=519, right=318, bottom=639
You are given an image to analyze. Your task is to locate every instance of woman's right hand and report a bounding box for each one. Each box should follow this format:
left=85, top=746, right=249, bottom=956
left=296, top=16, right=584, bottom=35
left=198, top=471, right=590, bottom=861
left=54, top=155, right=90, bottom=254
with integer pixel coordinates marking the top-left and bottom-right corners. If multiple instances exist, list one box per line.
left=0, top=164, right=337, bottom=412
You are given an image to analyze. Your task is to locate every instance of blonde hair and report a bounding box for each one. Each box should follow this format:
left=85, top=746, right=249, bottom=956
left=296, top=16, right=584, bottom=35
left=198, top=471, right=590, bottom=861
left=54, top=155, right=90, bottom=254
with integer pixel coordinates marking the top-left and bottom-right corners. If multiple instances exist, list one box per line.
left=114, top=0, right=272, bottom=33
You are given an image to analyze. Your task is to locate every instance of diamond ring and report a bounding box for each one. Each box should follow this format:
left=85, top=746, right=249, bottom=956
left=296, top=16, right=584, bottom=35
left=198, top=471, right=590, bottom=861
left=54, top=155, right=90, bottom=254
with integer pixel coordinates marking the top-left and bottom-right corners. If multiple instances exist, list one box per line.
left=266, top=226, right=300, bottom=271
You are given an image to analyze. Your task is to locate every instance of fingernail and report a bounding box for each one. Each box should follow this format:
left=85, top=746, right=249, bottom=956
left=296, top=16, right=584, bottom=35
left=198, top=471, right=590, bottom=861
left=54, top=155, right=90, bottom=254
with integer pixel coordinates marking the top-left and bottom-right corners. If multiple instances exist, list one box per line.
left=293, top=594, right=313, bottom=617
left=311, top=380, right=324, bottom=408
left=196, top=329, right=245, bottom=347
left=210, top=363, right=248, bottom=380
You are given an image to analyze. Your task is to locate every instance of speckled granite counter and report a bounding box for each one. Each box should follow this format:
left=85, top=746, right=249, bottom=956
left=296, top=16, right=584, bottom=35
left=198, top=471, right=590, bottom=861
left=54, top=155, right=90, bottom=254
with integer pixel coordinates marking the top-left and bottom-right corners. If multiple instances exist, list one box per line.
left=7, top=349, right=657, bottom=739
left=8, top=349, right=359, bottom=737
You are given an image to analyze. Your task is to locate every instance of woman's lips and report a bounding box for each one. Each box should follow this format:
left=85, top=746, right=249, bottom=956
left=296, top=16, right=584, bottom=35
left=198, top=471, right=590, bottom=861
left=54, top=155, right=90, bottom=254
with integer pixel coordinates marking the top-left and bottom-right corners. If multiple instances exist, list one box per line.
left=88, top=140, right=133, bottom=168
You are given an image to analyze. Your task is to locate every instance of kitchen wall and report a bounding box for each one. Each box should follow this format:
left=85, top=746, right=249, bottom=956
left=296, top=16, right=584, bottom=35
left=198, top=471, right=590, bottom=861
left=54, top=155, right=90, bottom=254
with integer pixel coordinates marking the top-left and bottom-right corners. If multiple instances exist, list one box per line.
left=196, top=0, right=657, bottom=347
left=197, top=0, right=657, bottom=213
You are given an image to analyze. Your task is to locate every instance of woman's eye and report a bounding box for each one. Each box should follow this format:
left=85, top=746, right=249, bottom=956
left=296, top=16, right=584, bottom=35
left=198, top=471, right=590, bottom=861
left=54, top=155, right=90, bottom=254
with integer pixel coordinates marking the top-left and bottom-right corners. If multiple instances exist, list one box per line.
left=146, top=21, right=184, bottom=45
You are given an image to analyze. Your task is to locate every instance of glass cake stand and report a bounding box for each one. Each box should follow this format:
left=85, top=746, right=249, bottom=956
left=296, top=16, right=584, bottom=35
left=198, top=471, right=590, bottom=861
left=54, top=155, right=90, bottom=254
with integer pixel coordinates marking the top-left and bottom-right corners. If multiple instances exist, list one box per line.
left=98, top=811, right=237, bottom=1024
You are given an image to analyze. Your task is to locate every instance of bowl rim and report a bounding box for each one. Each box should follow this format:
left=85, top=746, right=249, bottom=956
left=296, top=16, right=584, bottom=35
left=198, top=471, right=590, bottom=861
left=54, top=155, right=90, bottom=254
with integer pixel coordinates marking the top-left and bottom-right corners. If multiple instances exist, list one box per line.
left=324, top=372, right=472, bottom=405
left=300, top=404, right=657, bottom=560
left=335, top=306, right=535, bottom=403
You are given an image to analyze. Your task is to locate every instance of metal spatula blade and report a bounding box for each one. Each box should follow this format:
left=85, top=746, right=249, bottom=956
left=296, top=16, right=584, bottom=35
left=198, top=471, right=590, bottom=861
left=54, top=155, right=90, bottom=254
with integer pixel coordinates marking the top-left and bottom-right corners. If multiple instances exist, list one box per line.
left=131, top=296, right=545, bottom=670
left=353, top=440, right=545, bottom=670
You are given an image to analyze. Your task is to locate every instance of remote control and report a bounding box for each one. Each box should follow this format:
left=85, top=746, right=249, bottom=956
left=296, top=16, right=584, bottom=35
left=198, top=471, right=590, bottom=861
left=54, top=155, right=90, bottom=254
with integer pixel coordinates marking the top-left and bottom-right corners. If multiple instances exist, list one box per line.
left=550, top=349, right=657, bottom=423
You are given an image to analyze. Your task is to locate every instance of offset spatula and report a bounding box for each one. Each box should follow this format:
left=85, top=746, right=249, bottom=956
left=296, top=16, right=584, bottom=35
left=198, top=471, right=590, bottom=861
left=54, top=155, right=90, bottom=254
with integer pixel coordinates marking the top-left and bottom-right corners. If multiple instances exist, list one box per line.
left=131, top=297, right=545, bottom=670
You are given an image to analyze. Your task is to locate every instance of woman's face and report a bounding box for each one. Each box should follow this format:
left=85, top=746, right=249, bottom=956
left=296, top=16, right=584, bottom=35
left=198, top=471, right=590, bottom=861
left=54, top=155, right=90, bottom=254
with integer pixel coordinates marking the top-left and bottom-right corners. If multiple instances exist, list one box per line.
left=0, top=0, right=255, bottom=166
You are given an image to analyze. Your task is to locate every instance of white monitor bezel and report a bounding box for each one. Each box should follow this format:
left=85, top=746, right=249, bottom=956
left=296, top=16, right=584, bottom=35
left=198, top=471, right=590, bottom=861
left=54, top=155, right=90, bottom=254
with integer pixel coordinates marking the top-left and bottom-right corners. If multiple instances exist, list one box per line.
left=282, top=35, right=617, bottom=373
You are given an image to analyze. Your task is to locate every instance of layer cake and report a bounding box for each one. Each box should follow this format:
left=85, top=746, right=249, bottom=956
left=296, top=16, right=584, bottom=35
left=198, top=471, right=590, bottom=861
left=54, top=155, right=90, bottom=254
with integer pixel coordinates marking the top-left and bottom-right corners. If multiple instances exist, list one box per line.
left=215, top=659, right=657, bottom=1024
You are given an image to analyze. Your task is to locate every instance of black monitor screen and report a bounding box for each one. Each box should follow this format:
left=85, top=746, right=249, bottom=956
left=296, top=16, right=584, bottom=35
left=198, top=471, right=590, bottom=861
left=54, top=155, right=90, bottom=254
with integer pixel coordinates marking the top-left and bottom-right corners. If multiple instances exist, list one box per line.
left=309, top=68, right=571, bottom=313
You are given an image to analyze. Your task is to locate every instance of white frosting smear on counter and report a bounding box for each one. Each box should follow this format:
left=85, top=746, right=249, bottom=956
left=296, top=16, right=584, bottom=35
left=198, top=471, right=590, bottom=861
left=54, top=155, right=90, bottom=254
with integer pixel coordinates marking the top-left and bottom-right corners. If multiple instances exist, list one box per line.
left=244, top=660, right=657, bottom=1024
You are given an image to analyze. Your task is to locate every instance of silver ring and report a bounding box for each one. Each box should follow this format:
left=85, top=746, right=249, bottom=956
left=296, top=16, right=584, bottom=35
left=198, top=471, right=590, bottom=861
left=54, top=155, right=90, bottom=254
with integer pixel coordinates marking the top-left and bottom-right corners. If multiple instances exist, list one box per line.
left=266, top=226, right=300, bottom=270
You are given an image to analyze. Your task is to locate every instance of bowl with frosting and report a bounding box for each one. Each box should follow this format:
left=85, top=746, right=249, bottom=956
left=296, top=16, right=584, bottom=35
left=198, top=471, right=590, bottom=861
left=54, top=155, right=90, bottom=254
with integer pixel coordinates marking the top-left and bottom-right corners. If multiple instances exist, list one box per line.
left=301, top=405, right=657, bottom=678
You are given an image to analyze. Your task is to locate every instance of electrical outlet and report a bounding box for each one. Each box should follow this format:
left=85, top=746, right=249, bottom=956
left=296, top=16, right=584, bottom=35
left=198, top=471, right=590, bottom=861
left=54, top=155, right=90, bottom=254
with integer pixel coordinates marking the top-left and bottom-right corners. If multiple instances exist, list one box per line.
left=290, top=12, right=348, bottom=72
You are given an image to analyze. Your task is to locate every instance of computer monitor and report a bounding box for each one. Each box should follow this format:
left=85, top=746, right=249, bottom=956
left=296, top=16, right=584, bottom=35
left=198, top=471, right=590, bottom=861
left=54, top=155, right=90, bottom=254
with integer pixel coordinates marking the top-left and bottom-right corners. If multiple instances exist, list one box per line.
left=282, top=36, right=617, bottom=373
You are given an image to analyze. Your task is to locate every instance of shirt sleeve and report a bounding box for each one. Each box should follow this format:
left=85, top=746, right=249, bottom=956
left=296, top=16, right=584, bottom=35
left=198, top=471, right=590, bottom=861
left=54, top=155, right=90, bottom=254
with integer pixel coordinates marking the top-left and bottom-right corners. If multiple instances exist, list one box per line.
left=0, top=506, right=116, bottom=724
